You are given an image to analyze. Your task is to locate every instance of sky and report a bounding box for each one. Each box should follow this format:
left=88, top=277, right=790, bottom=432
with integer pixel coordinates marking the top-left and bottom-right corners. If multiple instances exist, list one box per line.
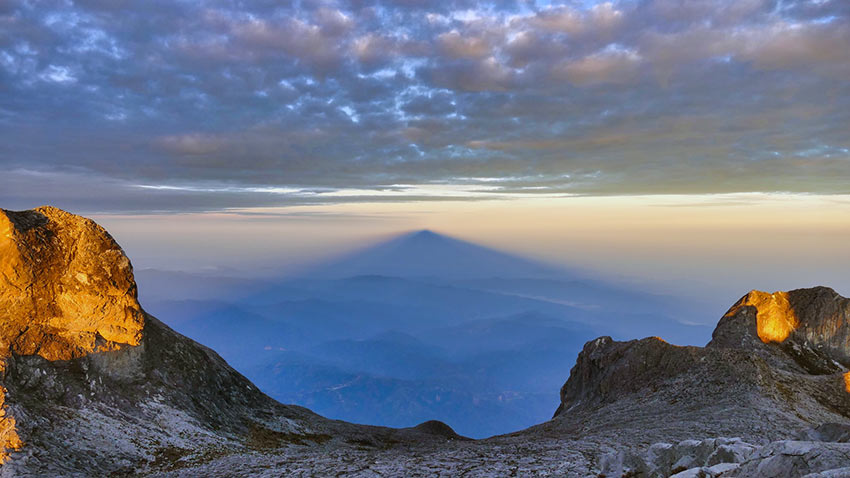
left=93, top=194, right=850, bottom=312
left=1, top=0, right=849, bottom=305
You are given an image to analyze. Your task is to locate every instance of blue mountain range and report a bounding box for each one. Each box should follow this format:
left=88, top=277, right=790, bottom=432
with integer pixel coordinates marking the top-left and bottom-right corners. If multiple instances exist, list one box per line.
left=138, top=230, right=713, bottom=437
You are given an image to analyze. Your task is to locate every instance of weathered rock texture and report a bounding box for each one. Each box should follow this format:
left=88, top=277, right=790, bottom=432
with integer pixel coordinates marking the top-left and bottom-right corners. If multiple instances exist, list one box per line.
left=597, top=432, right=850, bottom=478
left=0, top=206, right=144, bottom=361
left=712, top=288, right=850, bottom=374
left=554, top=287, right=850, bottom=429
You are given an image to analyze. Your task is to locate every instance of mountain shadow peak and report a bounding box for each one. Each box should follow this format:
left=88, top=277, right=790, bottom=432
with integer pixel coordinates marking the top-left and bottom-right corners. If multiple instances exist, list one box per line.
left=403, top=229, right=443, bottom=241
left=306, top=229, right=565, bottom=280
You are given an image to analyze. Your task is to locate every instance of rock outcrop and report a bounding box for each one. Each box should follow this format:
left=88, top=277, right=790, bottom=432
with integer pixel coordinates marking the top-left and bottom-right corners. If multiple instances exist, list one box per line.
left=599, top=431, right=850, bottom=478
left=554, top=288, right=850, bottom=431
left=0, top=206, right=144, bottom=362
left=544, top=287, right=850, bottom=477
left=0, top=205, right=147, bottom=464
left=0, top=206, right=308, bottom=473
left=711, top=288, right=850, bottom=374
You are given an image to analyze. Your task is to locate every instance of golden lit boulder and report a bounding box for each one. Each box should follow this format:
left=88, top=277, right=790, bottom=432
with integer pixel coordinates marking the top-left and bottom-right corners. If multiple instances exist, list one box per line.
left=711, top=287, right=850, bottom=374
left=741, top=290, right=798, bottom=344
left=0, top=206, right=144, bottom=362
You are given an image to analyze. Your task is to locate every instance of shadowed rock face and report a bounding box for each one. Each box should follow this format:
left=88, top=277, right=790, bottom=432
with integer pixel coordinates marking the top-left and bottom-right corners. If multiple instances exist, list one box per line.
left=554, top=336, right=703, bottom=415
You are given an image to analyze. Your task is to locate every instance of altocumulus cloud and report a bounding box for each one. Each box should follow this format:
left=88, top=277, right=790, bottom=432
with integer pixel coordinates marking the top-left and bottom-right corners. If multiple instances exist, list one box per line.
left=1, top=0, right=849, bottom=212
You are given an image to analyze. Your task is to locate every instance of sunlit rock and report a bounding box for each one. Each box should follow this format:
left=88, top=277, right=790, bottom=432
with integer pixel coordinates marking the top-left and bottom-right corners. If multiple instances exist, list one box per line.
left=0, top=206, right=147, bottom=463
left=0, top=206, right=144, bottom=361
left=709, top=287, right=850, bottom=375
left=740, top=291, right=798, bottom=344
left=0, top=383, right=22, bottom=464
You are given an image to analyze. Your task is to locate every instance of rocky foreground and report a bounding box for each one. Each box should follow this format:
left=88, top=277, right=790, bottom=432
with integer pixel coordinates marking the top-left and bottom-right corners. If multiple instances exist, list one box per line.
left=1, top=206, right=850, bottom=477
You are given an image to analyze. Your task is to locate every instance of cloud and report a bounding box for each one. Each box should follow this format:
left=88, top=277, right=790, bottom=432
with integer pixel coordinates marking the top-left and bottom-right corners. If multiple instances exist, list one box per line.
left=436, top=30, right=492, bottom=59
left=554, top=46, right=642, bottom=85
left=0, top=0, right=848, bottom=213
left=527, top=2, right=624, bottom=36
left=737, top=21, right=850, bottom=70
left=156, top=133, right=225, bottom=155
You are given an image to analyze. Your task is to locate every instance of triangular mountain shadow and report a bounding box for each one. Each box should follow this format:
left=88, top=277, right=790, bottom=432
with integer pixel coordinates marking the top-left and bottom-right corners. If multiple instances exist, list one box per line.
left=304, top=229, right=569, bottom=280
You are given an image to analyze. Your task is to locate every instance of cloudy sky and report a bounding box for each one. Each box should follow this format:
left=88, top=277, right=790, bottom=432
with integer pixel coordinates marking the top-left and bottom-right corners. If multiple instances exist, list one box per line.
left=1, top=0, right=848, bottom=212
left=2, top=0, right=849, bottom=302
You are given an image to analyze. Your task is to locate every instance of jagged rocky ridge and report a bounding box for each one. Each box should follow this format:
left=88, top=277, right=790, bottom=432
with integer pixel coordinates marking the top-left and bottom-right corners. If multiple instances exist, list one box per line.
left=553, top=287, right=850, bottom=431
left=539, top=287, right=850, bottom=477
left=1, top=206, right=850, bottom=477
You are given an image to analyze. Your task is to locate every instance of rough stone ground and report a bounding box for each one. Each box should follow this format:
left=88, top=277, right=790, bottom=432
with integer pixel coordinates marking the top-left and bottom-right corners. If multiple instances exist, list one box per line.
left=145, top=438, right=593, bottom=478
left=141, top=433, right=850, bottom=478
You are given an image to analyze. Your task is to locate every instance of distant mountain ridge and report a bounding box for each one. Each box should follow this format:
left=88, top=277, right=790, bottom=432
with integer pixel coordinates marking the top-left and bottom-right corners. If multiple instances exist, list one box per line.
left=306, top=229, right=565, bottom=280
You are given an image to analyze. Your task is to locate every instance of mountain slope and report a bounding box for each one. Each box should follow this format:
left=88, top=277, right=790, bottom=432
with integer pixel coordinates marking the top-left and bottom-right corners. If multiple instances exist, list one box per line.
left=552, top=286, right=850, bottom=431
left=0, top=207, right=458, bottom=476
left=141, top=232, right=709, bottom=437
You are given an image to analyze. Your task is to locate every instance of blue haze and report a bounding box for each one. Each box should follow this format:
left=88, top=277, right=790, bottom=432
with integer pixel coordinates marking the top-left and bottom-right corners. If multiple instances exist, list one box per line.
left=138, top=231, right=713, bottom=438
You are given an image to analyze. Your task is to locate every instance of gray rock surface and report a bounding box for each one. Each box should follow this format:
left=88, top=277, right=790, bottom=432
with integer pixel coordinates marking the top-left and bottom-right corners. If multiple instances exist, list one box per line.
left=734, top=441, right=850, bottom=478
left=710, top=288, right=850, bottom=374
left=802, top=467, right=850, bottom=478
left=550, top=288, right=850, bottom=447
left=600, top=437, right=757, bottom=478
left=799, top=423, right=850, bottom=443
